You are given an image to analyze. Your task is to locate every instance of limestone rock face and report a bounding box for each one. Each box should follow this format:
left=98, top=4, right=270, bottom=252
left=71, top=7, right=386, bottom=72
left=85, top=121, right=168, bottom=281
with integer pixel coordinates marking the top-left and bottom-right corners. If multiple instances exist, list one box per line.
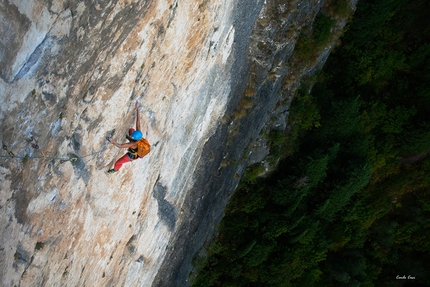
left=1, top=0, right=239, bottom=286
left=0, top=0, right=351, bottom=286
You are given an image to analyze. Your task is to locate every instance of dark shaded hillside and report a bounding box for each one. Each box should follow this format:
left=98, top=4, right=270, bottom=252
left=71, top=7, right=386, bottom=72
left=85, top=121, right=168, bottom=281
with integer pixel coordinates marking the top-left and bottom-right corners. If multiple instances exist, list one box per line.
left=192, top=0, right=430, bottom=286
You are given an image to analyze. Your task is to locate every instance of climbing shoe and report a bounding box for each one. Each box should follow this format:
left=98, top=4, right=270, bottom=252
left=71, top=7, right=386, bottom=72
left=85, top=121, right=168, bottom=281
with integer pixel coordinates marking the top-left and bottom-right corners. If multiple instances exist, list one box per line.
left=107, top=169, right=118, bottom=174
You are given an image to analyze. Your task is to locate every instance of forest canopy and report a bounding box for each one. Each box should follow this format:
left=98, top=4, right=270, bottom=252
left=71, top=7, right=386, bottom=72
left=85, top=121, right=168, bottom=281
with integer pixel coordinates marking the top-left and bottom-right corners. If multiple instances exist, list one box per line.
left=193, top=0, right=430, bottom=286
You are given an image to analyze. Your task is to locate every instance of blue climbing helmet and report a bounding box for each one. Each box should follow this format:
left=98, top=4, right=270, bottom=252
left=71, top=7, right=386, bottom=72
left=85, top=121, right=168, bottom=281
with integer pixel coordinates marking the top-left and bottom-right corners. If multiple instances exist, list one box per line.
left=131, top=130, right=143, bottom=141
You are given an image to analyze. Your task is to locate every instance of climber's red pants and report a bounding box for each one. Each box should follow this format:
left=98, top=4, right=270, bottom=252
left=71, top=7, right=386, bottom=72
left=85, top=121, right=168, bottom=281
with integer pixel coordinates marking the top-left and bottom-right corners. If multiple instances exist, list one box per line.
left=113, top=128, right=139, bottom=170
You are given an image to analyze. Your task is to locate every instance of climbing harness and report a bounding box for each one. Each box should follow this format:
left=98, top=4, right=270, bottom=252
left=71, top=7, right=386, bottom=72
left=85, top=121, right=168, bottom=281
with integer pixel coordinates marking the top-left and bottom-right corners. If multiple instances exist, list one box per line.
left=128, top=150, right=139, bottom=159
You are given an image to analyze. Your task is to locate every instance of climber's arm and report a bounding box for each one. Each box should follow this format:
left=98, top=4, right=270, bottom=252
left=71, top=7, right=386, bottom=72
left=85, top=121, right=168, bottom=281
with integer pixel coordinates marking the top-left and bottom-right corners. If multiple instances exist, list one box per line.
left=135, top=101, right=141, bottom=131
left=108, top=138, right=137, bottom=149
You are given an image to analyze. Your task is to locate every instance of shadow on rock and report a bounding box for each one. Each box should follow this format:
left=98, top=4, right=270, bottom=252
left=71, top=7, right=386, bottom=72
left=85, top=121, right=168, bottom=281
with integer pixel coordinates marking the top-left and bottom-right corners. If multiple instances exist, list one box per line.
left=153, top=182, right=176, bottom=231
left=69, top=153, right=90, bottom=184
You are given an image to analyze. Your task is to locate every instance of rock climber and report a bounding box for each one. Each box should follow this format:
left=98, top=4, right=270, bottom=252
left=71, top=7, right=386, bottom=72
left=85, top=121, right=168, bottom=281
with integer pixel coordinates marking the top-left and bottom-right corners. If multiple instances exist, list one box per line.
left=107, top=101, right=150, bottom=173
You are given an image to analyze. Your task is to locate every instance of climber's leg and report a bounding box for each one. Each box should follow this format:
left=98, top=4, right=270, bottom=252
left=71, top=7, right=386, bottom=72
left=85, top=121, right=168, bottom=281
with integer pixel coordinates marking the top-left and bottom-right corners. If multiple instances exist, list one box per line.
left=114, top=153, right=132, bottom=171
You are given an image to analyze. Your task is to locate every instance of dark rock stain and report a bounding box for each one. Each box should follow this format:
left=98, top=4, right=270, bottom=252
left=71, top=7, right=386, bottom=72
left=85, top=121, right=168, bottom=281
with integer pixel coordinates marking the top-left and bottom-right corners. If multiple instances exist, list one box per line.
left=71, top=133, right=81, bottom=152
left=14, top=36, right=50, bottom=82
left=125, top=235, right=137, bottom=256
left=12, top=187, right=31, bottom=224
left=0, top=1, right=31, bottom=82
left=69, top=153, right=90, bottom=184
left=153, top=182, right=177, bottom=232
left=42, top=91, right=57, bottom=105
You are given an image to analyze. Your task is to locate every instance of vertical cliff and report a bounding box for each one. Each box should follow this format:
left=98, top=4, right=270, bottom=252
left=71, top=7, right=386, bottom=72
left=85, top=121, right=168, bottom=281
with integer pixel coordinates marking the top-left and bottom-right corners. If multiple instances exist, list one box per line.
left=0, top=0, right=353, bottom=286
left=153, top=0, right=356, bottom=285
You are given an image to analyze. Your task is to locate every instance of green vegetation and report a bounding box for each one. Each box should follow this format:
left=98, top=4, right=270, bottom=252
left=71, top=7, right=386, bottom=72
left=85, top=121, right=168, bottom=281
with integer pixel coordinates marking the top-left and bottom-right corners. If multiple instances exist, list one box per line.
left=193, top=0, right=430, bottom=286
left=241, top=163, right=265, bottom=185
left=198, top=0, right=209, bottom=10
left=35, top=242, right=45, bottom=251
left=313, top=14, right=336, bottom=46
left=293, top=12, right=336, bottom=63
left=326, top=0, right=352, bottom=18
left=22, top=154, right=29, bottom=165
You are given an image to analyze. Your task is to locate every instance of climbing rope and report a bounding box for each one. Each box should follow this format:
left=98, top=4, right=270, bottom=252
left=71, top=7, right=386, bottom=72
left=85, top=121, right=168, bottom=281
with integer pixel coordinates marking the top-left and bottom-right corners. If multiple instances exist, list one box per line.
left=77, top=145, right=109, bottom=164
left=0, top=154, right=76, bottom=163
left=0, top=150, right=108, bottom=163
left=0, top=141, right=108, bottom=164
